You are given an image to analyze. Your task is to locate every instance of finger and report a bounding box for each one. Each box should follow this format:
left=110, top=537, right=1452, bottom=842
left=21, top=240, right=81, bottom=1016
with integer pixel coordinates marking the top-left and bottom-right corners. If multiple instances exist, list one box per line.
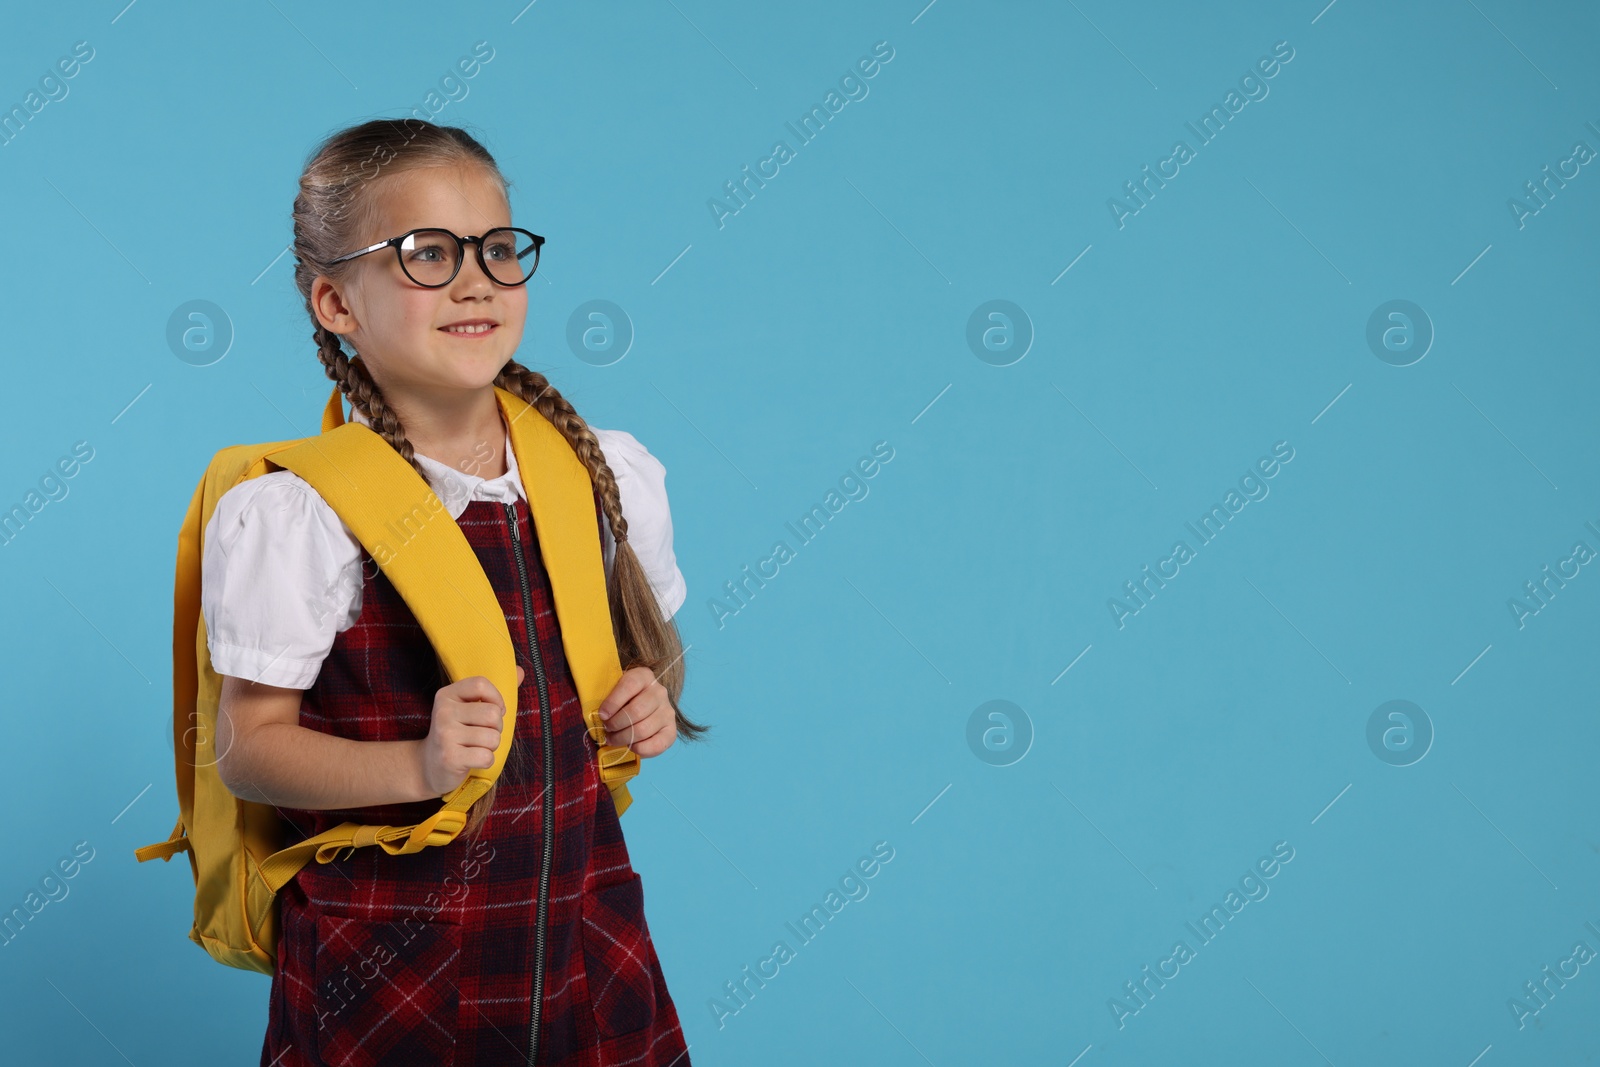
left=459, top=725, right=506, bottom=751
left=604, top=687, right=672, bottom=737
left=612, top=719, right=671, bottom=756
left=451, top=700, right=506, bottom=728
left=607, top=706, right=666, bottom=749
left=454, top=675, right=507, bottom=707
left=629, top=728, right=676, bottom=758
left=598, top=667, right=653, bottom=720
left=599, top=692, right=650, bottom=734
left=601, top=701, right=632, bottom=734
left=461, top=746, right=497, bottom=770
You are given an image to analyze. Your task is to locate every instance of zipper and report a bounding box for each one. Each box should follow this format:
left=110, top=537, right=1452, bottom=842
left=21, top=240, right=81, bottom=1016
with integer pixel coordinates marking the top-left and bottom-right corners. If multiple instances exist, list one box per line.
left=504, top=500, right=555, bottom=1066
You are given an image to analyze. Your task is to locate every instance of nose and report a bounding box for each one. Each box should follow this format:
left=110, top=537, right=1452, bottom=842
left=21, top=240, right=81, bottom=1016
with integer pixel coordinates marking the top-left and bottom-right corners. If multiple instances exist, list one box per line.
left=451, top=238, right=498, bottom=290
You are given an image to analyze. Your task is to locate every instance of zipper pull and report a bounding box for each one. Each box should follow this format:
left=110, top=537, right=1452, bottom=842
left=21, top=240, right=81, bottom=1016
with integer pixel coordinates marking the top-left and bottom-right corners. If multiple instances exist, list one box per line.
left=504, top=500, right=519, bottom=544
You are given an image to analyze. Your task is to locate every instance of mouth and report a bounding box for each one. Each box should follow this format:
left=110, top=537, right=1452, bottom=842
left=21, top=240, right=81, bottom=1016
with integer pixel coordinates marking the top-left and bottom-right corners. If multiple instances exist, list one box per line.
left=439, top=322, right=498, bottom=338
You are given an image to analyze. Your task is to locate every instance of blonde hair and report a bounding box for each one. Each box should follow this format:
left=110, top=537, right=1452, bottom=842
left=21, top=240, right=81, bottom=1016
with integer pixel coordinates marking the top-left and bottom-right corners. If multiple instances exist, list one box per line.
left=291, top=118, right=707, bottom=837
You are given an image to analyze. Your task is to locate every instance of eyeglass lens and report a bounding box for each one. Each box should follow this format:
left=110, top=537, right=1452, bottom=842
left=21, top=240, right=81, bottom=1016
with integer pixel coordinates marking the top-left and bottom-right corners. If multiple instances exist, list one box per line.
left=398, top=229, right=539, bottom=286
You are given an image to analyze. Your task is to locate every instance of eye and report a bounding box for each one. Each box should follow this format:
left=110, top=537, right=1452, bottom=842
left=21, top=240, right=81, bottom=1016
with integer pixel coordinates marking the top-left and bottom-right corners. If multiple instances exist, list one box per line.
left=403, top=233, right=456, bottom=262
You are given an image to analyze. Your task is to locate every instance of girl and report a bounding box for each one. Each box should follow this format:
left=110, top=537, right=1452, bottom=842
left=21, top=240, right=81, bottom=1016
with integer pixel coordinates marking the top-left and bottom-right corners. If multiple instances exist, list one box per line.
left=201, top=119, right=704, bottom=1067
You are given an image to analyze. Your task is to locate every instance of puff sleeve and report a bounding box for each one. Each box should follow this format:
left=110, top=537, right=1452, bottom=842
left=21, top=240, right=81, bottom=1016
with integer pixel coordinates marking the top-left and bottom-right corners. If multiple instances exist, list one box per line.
left=199, top=472, right=364, bottom=690
left=593, top=428, right=688, bottom=619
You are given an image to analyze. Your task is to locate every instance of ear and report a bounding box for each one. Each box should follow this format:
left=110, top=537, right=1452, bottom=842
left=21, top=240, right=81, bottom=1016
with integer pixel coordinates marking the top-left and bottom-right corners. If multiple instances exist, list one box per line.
left=311, top=274, right=359, bottom=335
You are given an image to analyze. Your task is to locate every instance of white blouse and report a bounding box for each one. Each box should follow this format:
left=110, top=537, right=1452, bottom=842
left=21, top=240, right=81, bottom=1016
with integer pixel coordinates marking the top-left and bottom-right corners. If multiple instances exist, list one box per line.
left=200, top=406, right=686, bottom=690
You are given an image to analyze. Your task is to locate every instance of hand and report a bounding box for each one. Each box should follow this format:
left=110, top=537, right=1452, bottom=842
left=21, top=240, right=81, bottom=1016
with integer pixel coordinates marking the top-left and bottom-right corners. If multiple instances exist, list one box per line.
left=419, top=665, right=524, bottom=795
left=596, top=666, right=677, bottom=758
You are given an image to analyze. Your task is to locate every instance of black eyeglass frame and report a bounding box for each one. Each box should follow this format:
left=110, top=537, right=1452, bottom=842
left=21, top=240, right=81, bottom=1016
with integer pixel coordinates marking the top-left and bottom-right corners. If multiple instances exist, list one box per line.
left=328, top=226, right=545, bottom=288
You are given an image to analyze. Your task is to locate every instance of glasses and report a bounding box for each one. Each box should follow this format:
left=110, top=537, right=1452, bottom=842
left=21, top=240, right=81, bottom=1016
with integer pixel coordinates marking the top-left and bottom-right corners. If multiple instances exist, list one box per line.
left=329, top=226, right=544, bottom=287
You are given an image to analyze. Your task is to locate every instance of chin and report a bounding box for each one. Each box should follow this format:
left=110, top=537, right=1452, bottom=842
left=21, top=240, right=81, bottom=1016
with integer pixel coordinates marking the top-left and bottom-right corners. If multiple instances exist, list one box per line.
left=419, top=366, right=505, bottom=397
left=436, top=347, right=509, bottom=376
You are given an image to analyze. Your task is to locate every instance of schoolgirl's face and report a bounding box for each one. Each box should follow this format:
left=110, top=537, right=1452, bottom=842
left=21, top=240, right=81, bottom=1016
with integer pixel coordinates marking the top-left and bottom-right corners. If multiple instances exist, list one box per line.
left=312, top=162, right=528, bottom=401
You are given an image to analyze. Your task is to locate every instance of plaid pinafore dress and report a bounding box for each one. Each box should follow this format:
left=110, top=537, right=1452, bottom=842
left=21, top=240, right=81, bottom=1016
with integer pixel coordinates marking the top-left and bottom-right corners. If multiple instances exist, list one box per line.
left=259, top=491, right=691, bottom=1067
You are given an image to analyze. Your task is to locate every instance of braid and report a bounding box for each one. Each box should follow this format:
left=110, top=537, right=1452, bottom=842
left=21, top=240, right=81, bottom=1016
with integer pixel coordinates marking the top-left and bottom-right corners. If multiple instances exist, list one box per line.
left=493, top=359, right=708, bottom=742
left=312, top=326, right=428, bottom=483
left=493, top=361, right=626, bottom=543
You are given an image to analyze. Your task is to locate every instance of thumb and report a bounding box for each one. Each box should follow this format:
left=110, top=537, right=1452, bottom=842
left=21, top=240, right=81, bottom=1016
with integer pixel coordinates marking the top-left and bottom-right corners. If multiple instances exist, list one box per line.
left=516, top=665, right=526, bottom=683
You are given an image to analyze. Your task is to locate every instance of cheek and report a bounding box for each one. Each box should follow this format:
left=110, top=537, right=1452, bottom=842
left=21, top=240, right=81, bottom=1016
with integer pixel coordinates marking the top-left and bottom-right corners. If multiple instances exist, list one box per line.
left=500, top=288, right=529, bottom=328
left=397, top=292, right=446, bottom=330
left=385, top=293, right=456, bottom=347
left=355, top=280, right=431, bottom=338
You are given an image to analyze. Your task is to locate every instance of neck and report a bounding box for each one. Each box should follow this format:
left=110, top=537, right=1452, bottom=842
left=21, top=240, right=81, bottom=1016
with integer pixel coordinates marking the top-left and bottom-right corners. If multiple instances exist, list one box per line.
left=363, top=385, right=508, bottom=480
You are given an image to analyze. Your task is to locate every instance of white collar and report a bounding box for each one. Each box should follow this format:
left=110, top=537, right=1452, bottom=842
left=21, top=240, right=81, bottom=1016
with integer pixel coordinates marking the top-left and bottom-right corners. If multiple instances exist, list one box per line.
left=346, top=402, right=525, bottom=520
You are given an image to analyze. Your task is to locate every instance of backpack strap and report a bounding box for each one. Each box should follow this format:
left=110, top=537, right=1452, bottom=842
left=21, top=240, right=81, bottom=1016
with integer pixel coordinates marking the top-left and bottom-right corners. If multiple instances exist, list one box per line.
left=496, top=386, right=639, bottom=814
left=255, top=386, right=636, bottom=894
left=255, top=422, right=519, bottom=892
left=322, top=384, right=637, bottom=811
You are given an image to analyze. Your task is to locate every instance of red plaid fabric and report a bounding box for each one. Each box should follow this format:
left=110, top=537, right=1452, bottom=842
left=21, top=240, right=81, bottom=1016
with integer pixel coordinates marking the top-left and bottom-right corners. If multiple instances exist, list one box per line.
left=259, top=493, right=691, bottom=1066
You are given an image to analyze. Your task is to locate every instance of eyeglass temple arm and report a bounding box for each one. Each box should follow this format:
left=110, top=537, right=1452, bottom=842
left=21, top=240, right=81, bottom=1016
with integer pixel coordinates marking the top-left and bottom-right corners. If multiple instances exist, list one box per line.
left=330, top=237, right=394, bottom=264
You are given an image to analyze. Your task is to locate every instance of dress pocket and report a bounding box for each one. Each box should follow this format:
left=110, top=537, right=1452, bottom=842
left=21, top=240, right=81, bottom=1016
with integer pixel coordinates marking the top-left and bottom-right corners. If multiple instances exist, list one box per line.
left=581, top=872, right=658, bottom=1038
left=313, top=911, right=461, bottom=1067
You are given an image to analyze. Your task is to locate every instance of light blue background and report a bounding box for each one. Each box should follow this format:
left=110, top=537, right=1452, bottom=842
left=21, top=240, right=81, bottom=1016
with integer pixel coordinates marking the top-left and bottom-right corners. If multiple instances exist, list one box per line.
left=2, top=1, right=1597, bottom=1063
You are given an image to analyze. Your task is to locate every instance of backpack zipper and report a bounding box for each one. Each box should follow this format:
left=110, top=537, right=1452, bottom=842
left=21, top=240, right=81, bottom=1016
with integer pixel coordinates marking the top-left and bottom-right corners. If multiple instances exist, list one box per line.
left=503, top=500, right=555, bottom=1066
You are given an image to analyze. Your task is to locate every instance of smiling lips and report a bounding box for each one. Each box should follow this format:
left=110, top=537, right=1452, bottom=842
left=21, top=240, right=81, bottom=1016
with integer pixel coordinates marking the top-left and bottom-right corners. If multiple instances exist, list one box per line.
left=441, top=322, right=497, bottom=336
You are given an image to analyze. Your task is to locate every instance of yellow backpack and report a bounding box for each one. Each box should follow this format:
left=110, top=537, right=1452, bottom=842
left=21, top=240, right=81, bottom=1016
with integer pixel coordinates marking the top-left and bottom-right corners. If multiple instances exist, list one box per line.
left=134, top=384, right=640, bottom=974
